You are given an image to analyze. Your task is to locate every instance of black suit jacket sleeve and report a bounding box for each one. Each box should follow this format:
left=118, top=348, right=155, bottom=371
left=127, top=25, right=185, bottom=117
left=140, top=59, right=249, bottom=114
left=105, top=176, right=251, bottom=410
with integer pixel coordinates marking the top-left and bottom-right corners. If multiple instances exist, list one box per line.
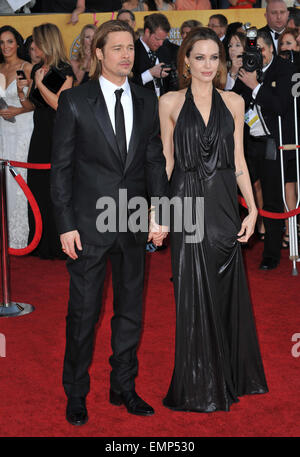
left=51, top=89, right=77, bottom=235
left=144, top=93, right=169, bottom=200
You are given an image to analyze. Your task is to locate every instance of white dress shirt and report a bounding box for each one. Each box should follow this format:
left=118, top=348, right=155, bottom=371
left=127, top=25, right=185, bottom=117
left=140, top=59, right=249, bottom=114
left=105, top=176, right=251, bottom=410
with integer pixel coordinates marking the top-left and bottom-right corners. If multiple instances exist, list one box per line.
left=140, top=37, right=161, bottom=98
left=250, top=57, right=273, bottom=137
left=99, top=75, right=133, bottom=151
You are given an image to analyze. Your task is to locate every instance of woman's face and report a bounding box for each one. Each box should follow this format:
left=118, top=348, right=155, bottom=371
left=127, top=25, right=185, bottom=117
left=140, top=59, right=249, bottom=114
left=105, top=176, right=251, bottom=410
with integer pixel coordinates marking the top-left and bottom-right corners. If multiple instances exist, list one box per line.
left=29, top=43, right=42, bottom=64
left=185, top=39, right=219, bottom=83
left=83, top=27, right=95, bottom=53
left=280, top=33, right=299, bottom=51
left=181, top=27, right=191, bottom=41
left=0, top=31, right=18, bottom=60
left=31, top=40, right=45, bottom=60
left=228, top=35, right=244, bottom=60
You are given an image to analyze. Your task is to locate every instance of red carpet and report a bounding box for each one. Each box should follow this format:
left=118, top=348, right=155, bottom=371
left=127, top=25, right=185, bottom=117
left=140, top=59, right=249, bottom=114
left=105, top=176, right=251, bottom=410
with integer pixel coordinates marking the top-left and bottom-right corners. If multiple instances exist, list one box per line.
left=0, top=239, right=300, bottom=437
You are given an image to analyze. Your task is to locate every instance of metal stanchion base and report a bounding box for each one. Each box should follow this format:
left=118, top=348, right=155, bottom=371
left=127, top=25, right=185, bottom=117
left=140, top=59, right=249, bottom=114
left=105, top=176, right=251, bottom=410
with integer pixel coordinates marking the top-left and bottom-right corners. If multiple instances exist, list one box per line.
left=0, top=302, right=35, bottom=317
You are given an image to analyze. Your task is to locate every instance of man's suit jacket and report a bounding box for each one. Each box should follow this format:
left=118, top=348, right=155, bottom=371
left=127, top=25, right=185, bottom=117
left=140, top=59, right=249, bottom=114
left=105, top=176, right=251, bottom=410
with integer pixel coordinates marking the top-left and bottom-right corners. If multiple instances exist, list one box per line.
left=232, top=56, right=296, bottom=157
left=50, top=79, right=169, bottom=247
left=131, top=38, right=178, bottom=95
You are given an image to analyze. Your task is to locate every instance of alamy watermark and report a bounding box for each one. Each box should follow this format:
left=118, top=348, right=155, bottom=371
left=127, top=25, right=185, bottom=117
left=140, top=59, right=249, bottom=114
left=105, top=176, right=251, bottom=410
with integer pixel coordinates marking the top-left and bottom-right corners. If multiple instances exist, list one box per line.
left=95, top=189, right=204, bottom=243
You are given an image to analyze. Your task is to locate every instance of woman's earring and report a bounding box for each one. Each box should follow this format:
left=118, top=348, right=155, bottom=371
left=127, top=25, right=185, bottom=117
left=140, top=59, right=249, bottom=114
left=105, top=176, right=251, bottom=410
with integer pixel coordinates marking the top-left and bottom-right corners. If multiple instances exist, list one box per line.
left=183, top=63, right=191, bottom=79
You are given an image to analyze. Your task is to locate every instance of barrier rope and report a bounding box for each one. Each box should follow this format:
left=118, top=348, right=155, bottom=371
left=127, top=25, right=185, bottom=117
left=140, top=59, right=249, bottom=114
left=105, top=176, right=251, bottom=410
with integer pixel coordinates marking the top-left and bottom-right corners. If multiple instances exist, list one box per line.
left=4, top=161, right=300, bottom=256
left=8, top=166, right=43, bottom=256
left=238, top=195, right=300, bottom=219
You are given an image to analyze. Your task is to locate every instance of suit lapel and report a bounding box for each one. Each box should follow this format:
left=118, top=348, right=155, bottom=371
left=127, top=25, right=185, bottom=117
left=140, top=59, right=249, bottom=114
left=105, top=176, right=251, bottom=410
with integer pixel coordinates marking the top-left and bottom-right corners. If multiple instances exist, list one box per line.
left=125, top=84, right=144, bottom=173
left=87, top=80, right=124, bottom=168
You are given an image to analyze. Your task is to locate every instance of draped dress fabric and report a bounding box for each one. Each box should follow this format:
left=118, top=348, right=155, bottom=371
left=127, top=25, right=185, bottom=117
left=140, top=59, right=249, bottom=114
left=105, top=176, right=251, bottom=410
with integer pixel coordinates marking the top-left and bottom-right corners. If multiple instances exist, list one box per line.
left=0, top=80, right=33, bottom=249
left=163, top=87, right=268, bottom=412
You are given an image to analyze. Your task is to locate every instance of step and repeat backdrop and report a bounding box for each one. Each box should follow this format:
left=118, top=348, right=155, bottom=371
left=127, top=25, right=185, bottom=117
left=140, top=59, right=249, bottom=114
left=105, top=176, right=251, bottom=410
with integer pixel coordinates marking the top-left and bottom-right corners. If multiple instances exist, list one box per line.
left=0, top=9, right=267, bottom=59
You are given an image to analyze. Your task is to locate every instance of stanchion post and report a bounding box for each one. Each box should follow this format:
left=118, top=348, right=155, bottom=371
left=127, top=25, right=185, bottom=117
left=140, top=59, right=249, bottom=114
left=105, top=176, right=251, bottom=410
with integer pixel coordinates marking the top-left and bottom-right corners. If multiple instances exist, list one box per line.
left=0, top=159, right=35, bottom=317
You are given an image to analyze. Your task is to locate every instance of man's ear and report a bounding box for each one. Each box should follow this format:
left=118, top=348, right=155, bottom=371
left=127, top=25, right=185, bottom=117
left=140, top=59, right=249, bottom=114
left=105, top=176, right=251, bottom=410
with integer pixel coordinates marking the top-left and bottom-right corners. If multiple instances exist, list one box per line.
left=95, top=47, right=103, bottom=62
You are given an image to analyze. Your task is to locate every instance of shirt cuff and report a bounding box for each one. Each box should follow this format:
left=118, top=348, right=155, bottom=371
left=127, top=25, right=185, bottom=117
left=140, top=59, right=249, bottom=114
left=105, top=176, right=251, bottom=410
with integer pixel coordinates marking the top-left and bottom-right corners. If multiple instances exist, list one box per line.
left=141, top=70, right=153, bottom=85
left=252, top=84, right=262, bottom=99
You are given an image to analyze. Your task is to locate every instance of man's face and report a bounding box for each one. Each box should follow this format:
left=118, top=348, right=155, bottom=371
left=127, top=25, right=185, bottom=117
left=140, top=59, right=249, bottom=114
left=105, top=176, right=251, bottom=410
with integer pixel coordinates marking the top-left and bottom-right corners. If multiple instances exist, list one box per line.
left=208, top=18, right=226, bottom=38
left=118, top=12, right=136, bottom=31
left=257, top=37, right=274, bottom=67
left=143, top=27, right=168, bottom=51
left=265, top=1, right=289, bottom=32
left=96, top=31, right=135, bottom=81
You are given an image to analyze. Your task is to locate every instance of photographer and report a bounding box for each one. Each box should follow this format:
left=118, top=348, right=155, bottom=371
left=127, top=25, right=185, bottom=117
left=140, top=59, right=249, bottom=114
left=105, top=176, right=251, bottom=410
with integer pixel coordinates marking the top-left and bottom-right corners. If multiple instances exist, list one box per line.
left=232, top=30, right=297, bottom=270
left=131, top=13, right=178, bottom=97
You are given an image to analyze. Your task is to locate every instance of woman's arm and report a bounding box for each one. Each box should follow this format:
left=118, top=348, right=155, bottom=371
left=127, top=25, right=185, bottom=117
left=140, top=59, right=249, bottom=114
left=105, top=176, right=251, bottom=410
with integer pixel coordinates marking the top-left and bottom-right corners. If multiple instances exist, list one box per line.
left=1, top=62, right=34, bottom=119
left=230, top=92, right=258, bottom=242
left=34, top=68, right=73, bottom=111
left=159, top=93, right=175, bottom=180
left=69, top=0, right=85, bottom=25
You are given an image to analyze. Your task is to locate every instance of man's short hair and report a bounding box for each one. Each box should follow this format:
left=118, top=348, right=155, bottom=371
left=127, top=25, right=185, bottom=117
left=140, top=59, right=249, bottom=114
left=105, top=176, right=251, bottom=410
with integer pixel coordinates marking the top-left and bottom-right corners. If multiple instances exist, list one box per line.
left=117, top=9, right=136, bottom=22
left=209, top=14, right=228, bottom=27
left=180, top=20, right=202, bottom=36
left=257, top=30, right=274, bottom=47
left=288, top=6, right=300, bottom=27
left=143, top=13, right=171, bottom=34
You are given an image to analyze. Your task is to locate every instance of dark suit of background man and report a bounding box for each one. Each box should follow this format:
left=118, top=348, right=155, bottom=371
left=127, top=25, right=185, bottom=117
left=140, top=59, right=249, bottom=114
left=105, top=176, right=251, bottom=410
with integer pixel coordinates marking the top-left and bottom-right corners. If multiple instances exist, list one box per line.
left=259, top=0, right=289, bottom=55
left=233, top=30, right=296, bottom=271
left=51, top=20, right=169, bottom=426
left=132, top=13, right=178, bottom=97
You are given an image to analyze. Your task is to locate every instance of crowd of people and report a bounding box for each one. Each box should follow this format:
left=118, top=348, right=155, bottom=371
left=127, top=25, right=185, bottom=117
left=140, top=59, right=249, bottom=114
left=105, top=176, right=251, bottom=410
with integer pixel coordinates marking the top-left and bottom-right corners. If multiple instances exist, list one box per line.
left=0, top=0, right=299, bottom=270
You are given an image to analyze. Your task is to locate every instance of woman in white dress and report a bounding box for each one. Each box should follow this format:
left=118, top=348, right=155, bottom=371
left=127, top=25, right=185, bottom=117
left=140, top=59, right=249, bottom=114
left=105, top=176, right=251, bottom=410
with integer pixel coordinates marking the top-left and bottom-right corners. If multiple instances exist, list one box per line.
left=0, top=25, right=34, bottom=249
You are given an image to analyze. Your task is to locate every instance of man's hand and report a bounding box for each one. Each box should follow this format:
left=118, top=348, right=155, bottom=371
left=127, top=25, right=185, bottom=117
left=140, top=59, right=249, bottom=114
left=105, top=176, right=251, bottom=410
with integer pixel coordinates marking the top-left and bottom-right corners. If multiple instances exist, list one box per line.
left=149, top=63, right=171, bottom=79
left=238, top=68, right=259, bottom=90
left=60, top=230, right=82, bottom=260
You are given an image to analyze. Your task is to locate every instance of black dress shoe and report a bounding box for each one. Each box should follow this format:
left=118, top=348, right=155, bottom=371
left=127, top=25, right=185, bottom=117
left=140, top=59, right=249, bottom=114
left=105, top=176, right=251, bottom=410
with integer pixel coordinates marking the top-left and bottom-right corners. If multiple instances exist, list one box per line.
left=110, top=389, right=154, bottom=416
left=66, top=396, right=88, bottom=426
left=259, top=257, right=279, bottom=270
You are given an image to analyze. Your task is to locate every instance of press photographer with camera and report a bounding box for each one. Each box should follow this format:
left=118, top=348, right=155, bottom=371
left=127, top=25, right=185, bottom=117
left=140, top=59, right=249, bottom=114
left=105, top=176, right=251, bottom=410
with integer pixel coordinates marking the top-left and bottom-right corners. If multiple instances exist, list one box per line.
left=232, top=29, right=297, bottom=270
left=132, top=13, right=178, bottom=97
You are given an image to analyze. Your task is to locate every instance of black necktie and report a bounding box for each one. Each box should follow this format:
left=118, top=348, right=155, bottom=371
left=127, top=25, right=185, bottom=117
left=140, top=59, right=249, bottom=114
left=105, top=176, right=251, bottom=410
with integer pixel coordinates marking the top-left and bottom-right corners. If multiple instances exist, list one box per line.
left=274, top=32, right=280, bottom=40
left=114, top=89, right=127, bottom=166
left=148, top=50, right=157, bottom=67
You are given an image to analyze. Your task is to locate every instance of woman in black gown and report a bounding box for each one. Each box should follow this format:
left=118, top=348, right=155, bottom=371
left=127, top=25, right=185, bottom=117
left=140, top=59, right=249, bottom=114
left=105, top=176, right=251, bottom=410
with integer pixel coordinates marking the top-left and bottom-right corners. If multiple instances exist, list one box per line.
left=19, top=23, right=74, bottom=259
left=159, top=27, right=268, bottom=412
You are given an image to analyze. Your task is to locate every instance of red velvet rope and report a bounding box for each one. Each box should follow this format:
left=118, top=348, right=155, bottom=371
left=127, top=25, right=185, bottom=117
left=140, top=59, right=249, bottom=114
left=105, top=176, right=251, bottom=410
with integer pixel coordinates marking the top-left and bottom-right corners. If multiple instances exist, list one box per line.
left=8, top=172, right=43, bottom=256
left=238, top=195, right=300, bottom=219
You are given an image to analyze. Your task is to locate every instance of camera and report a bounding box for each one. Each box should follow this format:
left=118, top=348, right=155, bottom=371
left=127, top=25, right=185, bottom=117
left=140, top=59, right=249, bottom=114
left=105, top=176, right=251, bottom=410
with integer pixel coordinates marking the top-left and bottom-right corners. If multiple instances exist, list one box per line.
left=242, top=27, right=263, bottom=82
left=160, top=62, right=179, bottom=90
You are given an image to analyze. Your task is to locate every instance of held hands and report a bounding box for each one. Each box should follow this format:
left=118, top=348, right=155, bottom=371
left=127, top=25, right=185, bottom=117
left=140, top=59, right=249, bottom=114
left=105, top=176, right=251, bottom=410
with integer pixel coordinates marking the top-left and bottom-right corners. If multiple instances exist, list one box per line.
left=148, top=210, right=169, bottom=246
left=60, top=230, right=82, bottom=260
left=237, top=208, right=258, bottom=243
left=150, top=63, right=171, bottom=79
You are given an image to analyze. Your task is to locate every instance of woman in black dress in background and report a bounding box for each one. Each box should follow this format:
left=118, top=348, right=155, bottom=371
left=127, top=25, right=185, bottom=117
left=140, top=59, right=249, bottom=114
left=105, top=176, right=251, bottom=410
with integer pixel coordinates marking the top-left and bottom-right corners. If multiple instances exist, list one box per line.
left=19, top=23, right=74, bottom=259
left=159, top=27, right=268, bottom=412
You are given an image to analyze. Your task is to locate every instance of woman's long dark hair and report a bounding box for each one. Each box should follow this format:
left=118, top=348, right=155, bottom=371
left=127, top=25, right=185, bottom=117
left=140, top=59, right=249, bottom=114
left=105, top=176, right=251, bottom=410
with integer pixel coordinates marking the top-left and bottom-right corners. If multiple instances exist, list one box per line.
left=0, top=25, right=26, bottom=63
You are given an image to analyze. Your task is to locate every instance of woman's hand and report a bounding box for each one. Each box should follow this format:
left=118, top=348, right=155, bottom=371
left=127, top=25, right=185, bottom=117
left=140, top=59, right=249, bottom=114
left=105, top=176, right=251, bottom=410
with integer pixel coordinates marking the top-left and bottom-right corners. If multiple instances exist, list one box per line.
left=34, top=67, right=46, bottom=87
left=0, top=106, right=20, bottom=120
left=237, top=208, right=258, bottom=243
left=16, top=76, right=29, bottom=91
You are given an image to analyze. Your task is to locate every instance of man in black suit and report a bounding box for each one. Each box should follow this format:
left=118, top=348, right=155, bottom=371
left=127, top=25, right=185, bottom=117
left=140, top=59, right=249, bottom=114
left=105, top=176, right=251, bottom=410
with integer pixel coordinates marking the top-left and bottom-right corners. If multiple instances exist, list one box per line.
left=232, top=30, right=296, bottom=270
left=259, top=0, right=289, bottom=55
left=132, top=13, right=177, bottom=97
left=51, top=20, right=169, bottom=426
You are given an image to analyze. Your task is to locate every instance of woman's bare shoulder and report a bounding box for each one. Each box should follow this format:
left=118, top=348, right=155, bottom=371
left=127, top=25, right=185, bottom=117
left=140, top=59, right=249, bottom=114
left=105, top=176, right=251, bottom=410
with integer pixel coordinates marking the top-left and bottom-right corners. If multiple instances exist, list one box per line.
left=217, top=89, right=245, bottom=117
left=159, top=89, right=186, bottom=108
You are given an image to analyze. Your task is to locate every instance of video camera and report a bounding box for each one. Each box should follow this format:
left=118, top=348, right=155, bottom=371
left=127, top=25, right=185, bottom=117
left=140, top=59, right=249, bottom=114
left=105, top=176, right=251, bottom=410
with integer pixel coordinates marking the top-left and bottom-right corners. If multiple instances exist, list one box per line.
left=241, top=27, right=263, bottom=83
